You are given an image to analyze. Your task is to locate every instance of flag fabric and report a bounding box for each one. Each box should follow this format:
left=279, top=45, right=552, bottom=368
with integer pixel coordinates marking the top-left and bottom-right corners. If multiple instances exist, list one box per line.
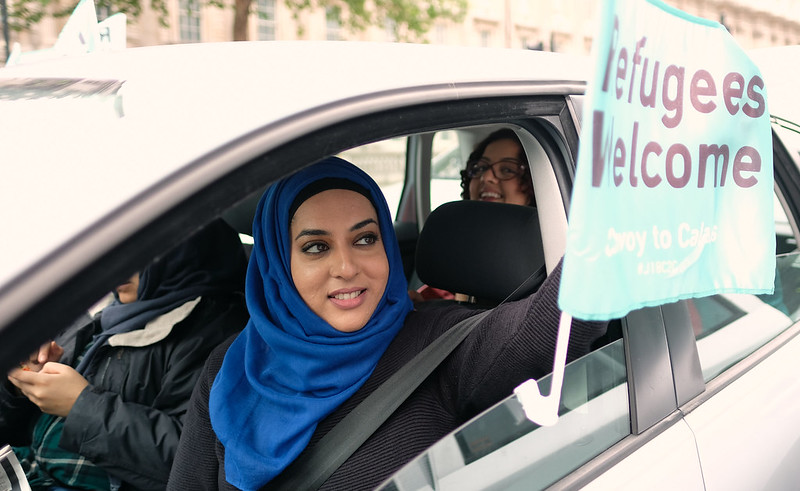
left=558, top=0, right=775, bottom=321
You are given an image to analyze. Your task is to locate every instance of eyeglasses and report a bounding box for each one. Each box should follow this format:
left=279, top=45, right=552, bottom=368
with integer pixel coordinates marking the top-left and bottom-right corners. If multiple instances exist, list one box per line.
left=466, top=158, right=526, bottom=181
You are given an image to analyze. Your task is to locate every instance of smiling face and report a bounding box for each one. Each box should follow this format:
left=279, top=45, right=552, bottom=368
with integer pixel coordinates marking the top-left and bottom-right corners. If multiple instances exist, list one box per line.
left=289, top=188, right=389, bottom=333
left=468, top=138, right=531, bottom=206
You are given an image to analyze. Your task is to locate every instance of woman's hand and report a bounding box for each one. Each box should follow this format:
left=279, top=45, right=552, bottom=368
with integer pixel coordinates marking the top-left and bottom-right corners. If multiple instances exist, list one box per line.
left=7, top=362, right=89, bottom=417
left=17, top=341, right=64, bottom=373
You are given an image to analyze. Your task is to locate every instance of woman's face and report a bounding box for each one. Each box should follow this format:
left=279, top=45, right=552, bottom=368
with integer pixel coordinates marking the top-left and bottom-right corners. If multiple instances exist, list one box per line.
left=290, top=189, right=389, bottom=333
left=468, top=138, right=531, bottom=206
left=115, top=273, right=139, bottom=304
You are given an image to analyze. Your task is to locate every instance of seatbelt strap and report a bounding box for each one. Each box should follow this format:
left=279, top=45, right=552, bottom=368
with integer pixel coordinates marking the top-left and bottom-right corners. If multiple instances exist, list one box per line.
left=269, top=310, right=491, bottom=490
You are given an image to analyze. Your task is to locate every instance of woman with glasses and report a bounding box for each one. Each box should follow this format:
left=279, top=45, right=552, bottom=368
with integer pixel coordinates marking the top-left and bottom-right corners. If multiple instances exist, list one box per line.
left=460, top=128, right=534, bottom=206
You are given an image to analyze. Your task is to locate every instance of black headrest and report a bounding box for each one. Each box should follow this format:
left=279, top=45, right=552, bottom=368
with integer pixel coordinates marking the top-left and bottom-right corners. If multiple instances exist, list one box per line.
left=415, top=201, right=546, bottom=303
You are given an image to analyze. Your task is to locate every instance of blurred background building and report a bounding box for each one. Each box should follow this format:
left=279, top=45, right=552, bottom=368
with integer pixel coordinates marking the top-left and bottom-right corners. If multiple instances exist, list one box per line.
left=5, top=0, right=800, bottom=59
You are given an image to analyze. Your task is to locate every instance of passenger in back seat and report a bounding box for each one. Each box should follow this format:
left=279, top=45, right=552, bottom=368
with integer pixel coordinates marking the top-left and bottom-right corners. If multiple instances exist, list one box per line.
left=460, top=128, right=534, bottom=206
left=1, top=219, right=249, bottom=490
left=412, top=128, right=535, bottom=303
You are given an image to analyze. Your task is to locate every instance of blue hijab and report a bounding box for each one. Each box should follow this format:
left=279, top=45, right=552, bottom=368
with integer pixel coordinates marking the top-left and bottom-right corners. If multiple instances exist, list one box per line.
left=76, top=219, right=247, bottom=375
left=209, top=157, right=413, bottom=490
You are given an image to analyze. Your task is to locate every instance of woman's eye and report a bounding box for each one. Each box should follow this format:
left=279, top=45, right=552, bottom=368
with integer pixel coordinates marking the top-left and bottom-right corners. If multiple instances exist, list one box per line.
left=302, top=242, right=329, bottom=254
left=355, top=233, right=379, bottom=246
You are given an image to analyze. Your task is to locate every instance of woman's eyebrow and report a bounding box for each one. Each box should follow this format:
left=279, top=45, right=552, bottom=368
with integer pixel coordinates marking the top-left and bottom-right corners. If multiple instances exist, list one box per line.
left=294, top=218, right=377, bottom=241
left=295, top=228, right=328, bottom=240
left=350, top=218, right=377, bottom=231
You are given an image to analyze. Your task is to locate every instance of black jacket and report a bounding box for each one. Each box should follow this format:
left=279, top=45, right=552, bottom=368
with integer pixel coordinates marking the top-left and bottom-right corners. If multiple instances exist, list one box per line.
left=0, top=293, right=248, bottom=490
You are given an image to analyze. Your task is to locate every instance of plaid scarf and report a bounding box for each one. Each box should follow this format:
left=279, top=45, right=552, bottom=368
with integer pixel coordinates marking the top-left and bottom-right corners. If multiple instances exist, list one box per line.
left=14, top=413, right=110, bottom=490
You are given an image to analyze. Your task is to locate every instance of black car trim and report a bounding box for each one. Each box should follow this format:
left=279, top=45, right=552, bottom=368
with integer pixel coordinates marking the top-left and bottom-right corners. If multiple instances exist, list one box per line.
left=621, top=306, right=678, bottom=435
left=662, top=301, right=705, bottom=406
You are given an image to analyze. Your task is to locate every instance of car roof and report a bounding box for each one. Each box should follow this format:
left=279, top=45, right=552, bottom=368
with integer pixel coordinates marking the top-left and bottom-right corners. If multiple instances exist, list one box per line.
left=0, top=41, right=589, bottom=295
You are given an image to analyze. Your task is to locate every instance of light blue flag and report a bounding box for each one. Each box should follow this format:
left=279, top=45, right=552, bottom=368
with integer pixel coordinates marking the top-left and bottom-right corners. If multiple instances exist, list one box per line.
left=559, top=0, right=775, bottom=321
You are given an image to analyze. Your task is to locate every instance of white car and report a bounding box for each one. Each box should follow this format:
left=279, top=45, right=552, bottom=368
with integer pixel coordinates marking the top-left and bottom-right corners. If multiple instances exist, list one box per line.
left=1, top=41, right=799, bottom=490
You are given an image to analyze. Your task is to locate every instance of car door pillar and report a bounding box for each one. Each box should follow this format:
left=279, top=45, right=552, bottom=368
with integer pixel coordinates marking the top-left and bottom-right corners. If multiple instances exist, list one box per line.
left=661, top=300, right=705, bottom=405
left=622, top=306, right=677, bottom=434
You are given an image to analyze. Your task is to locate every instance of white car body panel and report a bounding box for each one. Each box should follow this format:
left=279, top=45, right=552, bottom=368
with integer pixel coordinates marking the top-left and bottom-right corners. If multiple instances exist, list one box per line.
left=685, top=327, right=800, bottom=490
left=581, top=420, right=704, bottom=491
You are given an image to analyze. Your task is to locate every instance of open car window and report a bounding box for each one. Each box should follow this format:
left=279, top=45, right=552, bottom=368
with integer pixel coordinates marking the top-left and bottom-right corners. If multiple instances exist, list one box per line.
left=378, top=337, right=629, bottom=490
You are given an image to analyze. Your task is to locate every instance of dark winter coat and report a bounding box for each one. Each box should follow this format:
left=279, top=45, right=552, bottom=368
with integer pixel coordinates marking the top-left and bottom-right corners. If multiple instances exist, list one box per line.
left=0, top=293, right=248, bottom=490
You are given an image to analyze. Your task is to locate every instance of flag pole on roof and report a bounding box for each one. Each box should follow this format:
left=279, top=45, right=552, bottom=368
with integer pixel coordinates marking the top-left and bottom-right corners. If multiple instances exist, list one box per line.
left=517, top=0, right=775, bottom=427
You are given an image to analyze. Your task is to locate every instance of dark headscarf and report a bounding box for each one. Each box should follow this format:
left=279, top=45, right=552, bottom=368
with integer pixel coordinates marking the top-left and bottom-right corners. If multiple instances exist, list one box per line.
left=209, top=157, right=413, bottom=490
left=75, top=219, right=247, bottom=374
